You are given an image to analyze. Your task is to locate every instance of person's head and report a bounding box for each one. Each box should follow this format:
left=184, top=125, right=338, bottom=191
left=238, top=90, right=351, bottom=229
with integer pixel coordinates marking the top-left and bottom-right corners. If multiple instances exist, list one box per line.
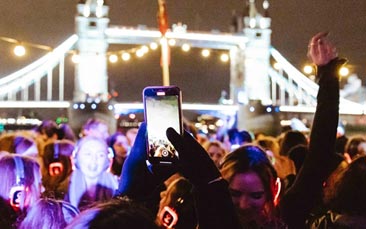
left=255, top=135, right=280, bottom=162
left=324, top=156, right=366, bottom=215
left=81, top=118, right=109, bottom=140
left=66, top=198, right=158, bottom=229
left=41, top=140, right=74, bottom=196
left=108, top=132, right=130, bottom=159
left=228, top=128, right=252, bottom=150
left=158, top=177, right=196, bottom=229
left=288, top=144, right=308, bottom=174
left=34, top=120, right=59, bottom=142
left=220, top=144, right=279, bottom=226
left=0, top=133, right=38, bottom=157
left=125, top=128, right=138, bottom=147
left=278, top=130, right=308, bottom=157
left=202, top=140, right=227, bottom=168
left=0, top=154, right=42, bottom=212
left=19, top=198, right=79, bottom=229
left=58, top=123, right=77, bottom=142
left=344, top=135, right=366, bottom=163
left=73, top=136, right=111, bottom=180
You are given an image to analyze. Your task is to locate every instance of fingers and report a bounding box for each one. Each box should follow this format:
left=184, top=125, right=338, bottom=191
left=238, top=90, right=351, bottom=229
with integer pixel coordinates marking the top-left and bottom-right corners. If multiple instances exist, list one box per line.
left=308, top=32, right=338, bottom=65
left=166, top=127, right=184, bottom=151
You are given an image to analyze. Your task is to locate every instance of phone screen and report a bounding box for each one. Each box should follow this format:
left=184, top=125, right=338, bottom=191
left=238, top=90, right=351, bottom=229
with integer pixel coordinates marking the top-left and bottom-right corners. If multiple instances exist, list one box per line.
left=144, top=86, right=182, bottom=164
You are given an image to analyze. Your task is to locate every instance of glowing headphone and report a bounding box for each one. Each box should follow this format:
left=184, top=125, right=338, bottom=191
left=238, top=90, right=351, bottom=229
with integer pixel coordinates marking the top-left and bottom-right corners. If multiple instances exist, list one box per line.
left=49, top=142, right=64, bottom=176
left=9, top=156, right=26, bottom=209
left=159, top=192, right=191, bottom=228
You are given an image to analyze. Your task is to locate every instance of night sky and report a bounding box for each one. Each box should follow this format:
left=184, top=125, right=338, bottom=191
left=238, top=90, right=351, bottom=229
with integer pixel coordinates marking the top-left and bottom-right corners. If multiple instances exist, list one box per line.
left=1, top=1, right=365, bottom=104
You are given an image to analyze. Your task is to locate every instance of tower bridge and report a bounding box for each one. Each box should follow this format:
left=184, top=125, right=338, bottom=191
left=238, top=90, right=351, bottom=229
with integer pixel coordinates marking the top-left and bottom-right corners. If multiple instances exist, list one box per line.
left=0, top=0, right=365, bottom=135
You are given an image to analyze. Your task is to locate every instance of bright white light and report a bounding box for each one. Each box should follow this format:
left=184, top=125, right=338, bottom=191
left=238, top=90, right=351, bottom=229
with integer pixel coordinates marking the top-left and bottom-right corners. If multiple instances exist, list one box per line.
left=249, top=106, right=255, bottom=112
left=72, top=54, right=80, bottom=63
left=273, top=62, right=281, bottom=70
left=91, top=103, right=97, bottom=109
left=14, top=45, right=26, bottom=57
left=266, top=107, right=272, bottom=112
left=182, top=43, right=191, bottom=52
left=141, top=45, right=149, bottom=53
left=129, top=113, right=136, bottom=119
left=136, top=49, right=145, bottom=57
left=220, top=53, right=229, bottom=62
left=168, top=39, right=176, bottom=46
left=121, top=53, right=131, bottom=61
left=150, top=42, right=158, bottom=50
left=201, top=49, right=210, bottom=57
left=249, top=18, right=256, bottom=28
left=208, top=124, right=216, bottom=130
left=215, top=119, right=224, bottom=127
left=339, top=67, right=349, bottom=77
left=108, top=105, right=114, bottom=110
left=80, top=104, right=85, bottom=109
left=73, top=104, right=79, bottom=109
left=109, top=54, right=118, bottom=63
left=303, top=65, right=313, bottom=74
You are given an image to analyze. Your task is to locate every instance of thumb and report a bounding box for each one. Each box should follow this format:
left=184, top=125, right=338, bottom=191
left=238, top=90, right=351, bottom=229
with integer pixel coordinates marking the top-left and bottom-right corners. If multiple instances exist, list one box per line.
left=128, top=122, right=147, bottom=163
left=166, top=127, right=185, bottom=152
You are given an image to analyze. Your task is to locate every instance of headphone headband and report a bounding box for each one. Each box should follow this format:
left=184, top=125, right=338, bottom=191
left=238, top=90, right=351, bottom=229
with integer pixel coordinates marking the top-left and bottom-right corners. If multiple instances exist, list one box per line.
left=54, top=141, right=60, bottom=160
left=13, top=156, right=25, bottom=185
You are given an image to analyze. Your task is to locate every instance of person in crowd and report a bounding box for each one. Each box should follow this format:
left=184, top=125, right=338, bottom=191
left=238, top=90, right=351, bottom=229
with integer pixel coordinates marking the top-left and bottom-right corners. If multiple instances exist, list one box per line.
left=33, top=120, right=59, bottom=142
left=343, top=135, right=366, bottom=163
left=0, top=133, right=38, bottom=157
left=18, top=198, right=79, bottom=229
left=107, top=132, right=130, bottom=177
left=279, top=32, right=347, bottom=228
left=0, top=153, right=43, bottom=225
left=40, top=140, right=74, bottom=199
left=80, top=118, right=109, bottom=141
left=202, top=140, right=227, bottom=168
left=308, top=156, right=366, bottom=227
left=117, top=122, right=241, bottom=229
left=125, top=127, right=138, bottom=147
left=66, top=136, right=118, bottom=210
left=58, top=123, right=77, bottom=142
left=65, top=197, right=158, bottom=229
left=220, top=144, right=285, bottom=228
left=156, top=176, right=197, bottom=229
left=255, top=135, right=281, bottom=164
left=288, top=144, right=308, bottom=174
left=228, top=128, right=253, bottom=150
left=278, top=130, right=308, bottom=157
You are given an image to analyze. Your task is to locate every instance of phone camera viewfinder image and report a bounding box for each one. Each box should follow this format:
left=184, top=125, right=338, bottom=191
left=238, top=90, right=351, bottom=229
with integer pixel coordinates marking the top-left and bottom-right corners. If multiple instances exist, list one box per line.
left=143, top=86, right=182, bottom=165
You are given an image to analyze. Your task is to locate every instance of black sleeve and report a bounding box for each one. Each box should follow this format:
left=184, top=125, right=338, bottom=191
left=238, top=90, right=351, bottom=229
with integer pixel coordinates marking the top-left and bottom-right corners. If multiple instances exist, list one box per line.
left=194, top=180, right=242, bottom=229
left=279, top=58, right=347, bottom=228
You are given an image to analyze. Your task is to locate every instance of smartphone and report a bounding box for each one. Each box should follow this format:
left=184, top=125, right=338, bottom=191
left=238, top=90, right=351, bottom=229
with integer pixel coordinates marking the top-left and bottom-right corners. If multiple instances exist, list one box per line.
left=143, top=86, right=183, bottom=165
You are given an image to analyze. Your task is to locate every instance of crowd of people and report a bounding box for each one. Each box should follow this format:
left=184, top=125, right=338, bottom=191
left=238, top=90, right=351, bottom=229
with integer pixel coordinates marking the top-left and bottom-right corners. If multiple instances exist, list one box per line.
left=0, top=32, right=365, bottom=229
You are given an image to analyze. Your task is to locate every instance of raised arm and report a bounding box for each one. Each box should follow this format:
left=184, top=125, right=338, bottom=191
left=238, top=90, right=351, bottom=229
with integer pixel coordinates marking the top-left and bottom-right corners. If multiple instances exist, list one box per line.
left=279, top=32, right=347, bottom=228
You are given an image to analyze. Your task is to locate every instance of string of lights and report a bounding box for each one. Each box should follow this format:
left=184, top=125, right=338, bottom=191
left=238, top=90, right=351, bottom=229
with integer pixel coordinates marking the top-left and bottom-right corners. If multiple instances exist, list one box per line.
left=0, top=35, right=230, bottom=64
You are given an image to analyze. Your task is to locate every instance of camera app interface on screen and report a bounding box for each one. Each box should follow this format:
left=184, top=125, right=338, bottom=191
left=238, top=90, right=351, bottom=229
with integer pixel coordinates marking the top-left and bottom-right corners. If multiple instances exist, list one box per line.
left=146, top=95, right=180, bottom=159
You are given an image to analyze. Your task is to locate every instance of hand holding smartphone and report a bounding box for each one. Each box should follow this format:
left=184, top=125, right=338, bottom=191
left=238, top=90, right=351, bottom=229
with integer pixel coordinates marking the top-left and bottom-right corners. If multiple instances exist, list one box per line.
left=143, top=86, right=183, bottom=165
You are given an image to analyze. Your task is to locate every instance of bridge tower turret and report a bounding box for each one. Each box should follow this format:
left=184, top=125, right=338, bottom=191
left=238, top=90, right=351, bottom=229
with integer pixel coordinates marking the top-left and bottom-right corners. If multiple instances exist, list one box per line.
left=74, top=0, right=110, bottom=102
left=233, top=1, right=279, bottom=134
left=242, top=0, right=272, bottom=105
